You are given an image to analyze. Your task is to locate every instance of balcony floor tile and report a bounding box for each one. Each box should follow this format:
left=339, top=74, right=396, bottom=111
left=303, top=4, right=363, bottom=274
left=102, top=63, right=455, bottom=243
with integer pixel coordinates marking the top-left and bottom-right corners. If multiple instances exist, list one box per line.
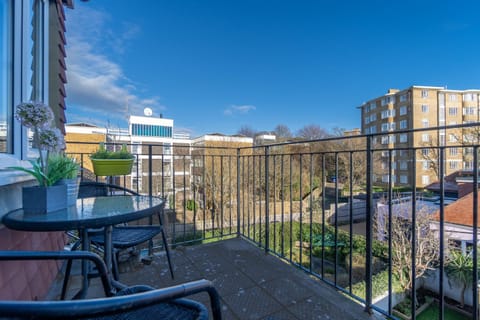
left=53, top=238, right=379, bottom=320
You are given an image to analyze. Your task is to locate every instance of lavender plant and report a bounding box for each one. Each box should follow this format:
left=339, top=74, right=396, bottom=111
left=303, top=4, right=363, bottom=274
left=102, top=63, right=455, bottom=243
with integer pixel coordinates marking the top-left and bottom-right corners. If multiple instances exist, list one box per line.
left=9, top=102, right=65, bottom=186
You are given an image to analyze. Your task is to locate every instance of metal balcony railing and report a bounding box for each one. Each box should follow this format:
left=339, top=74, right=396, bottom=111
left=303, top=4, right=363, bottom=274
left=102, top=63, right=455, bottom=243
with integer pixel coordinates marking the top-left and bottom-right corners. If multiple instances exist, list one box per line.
left=67, top=123, right=480, bottom=319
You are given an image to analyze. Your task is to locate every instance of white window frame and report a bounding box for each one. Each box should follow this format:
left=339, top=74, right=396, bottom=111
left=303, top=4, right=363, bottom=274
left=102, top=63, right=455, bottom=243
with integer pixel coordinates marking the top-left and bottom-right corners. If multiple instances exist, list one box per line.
left=422, top=175, right=430, bottom=185
left=399, top=105, right=407, bottom=115
left=421, top=104, right=429, bottom=113
left=421, top=90, right=429, bottom=98
left=1, top=0, right=49, bottom=173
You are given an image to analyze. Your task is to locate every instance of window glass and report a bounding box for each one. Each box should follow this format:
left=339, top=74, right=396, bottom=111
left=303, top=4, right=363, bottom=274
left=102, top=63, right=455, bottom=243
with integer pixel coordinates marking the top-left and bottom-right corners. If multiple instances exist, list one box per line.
left=0, top=0, right=12, bottom=153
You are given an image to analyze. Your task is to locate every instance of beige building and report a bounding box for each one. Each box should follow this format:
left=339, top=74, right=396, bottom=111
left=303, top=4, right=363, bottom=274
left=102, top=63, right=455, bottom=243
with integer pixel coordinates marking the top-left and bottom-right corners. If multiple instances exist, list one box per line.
left=359, top=86, right=480, bottom=188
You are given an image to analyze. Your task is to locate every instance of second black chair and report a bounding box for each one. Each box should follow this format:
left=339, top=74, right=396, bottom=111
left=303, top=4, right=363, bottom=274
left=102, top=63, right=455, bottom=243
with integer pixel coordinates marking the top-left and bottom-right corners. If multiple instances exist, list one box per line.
left=62, top=181, right=174, bottom=299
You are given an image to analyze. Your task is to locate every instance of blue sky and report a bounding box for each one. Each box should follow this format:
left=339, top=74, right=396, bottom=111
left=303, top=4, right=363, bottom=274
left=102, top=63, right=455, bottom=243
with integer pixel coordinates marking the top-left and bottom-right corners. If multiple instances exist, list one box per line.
left=64, top=0, right=480, bottom=138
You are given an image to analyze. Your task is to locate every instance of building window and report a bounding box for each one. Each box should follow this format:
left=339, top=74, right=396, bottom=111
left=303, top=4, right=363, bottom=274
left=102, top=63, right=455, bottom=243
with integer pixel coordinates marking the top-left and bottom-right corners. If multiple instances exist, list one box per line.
left=463, top=107, right=476, bottom=115
left=463, top=93, right=474, bottom=101
left=422, top=161, right=430, bottom=170
left=422, top=148, right=430, bottom=156
left=399, top=105, right=407, bottom=115
left=448, top=160, right=460, bottom=170
left=464, top=161, right=474, bottom=170
left=448, top=107, right=458, bottom=116
left=422, top=119, right=429, bottom=128
left=422, top=175, right=430, bottom=185
left=448, top=134, right=457, bottom=143
left=370, top=125, right=377, bottom=134
left=421, top=104, right=429, bottom=113
left=449, top=94, right=457, bottom=101
left=449, top=147, right=458, bottom=156
left=381, top=109, right=395, bottom=119
left=421, top=90, right=429, bottom=98
left=399, top=134, right=407, bottom=143
left=370, top=102, right=376, bottom=110
left=399, top=120, right=408, bottom=129
left=422, top=134, right=430, bottom=142
left=400, top=175, right=408, bottom=184
left=370, top=113, right=376, bottom=121
left=400, top=161, right=407, bottom=170
left=400, top=94, right=407, bottom=102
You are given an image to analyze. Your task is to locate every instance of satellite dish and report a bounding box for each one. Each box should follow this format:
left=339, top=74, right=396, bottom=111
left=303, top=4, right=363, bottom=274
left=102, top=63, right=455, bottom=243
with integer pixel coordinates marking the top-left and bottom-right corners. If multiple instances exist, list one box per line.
left=144, top=107, right=153, bottom=116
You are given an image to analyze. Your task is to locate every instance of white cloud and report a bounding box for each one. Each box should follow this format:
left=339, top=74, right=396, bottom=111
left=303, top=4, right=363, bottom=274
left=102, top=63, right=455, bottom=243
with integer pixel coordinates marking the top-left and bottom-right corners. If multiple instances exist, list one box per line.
left=64, top=5, right=164, bottom=125
left=224, top=104, right=256, bottom=116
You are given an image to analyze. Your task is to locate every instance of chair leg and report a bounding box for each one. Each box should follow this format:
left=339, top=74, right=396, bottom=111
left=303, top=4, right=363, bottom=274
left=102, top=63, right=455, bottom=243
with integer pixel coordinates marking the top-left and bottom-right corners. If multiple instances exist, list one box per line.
left=161, top=228, right=174, bottom=279
left=61, top=240, right=81, bottom=300
left=112, top=249, right=120, bottom=281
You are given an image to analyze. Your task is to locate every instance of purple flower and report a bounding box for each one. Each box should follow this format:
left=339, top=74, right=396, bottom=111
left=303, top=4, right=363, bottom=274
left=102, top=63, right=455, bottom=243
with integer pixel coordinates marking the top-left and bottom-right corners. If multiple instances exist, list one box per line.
left=37, top=127, right=65, bottom=152
left=15, top=101, right=54, bottom=129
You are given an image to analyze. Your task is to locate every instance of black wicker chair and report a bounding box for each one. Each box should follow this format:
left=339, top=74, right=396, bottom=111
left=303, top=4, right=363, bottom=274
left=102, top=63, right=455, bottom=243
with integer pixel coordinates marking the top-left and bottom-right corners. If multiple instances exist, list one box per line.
left=0, top=251, right=222, bottom=320
left=61, top=181, right=174, bottom=299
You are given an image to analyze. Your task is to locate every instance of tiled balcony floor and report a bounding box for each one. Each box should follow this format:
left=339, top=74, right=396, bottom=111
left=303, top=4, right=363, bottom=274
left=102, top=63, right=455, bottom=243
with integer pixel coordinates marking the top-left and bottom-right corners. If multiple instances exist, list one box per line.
left=52, top=238, right=379, bottom=320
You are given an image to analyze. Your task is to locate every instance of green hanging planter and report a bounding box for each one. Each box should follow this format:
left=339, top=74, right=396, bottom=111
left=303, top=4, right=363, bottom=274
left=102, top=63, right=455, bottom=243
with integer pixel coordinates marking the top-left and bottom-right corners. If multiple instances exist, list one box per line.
left=90, top=158, right=134, bottom=176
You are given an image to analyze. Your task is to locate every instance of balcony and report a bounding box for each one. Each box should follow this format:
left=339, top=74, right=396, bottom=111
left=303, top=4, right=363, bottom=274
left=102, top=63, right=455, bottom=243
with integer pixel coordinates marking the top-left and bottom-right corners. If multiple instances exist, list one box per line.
left=3, top=124, right=480, bottom=319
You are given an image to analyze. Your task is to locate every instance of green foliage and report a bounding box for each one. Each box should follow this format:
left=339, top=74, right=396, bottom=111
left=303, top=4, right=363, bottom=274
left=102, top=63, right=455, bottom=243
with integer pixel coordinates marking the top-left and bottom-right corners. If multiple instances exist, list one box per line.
left=48, top=153, right=79, bottom=180
left=186, top=199, right=198, bottom=211
left=350, top=269, right=402, bottom=300
left=90, top=143, right=134, bottom=159
left=9, top=153, right=79, bottom=186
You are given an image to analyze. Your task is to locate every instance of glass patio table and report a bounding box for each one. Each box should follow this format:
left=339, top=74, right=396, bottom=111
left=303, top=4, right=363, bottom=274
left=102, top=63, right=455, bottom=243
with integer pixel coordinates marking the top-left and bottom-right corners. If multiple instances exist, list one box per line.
left=2, top=195, right=165, bottom=298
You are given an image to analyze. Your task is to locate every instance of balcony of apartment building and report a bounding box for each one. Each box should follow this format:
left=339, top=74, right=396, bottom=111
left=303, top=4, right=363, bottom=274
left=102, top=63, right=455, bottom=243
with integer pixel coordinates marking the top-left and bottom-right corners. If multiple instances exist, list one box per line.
left=14, top=123, right=469, bottom=319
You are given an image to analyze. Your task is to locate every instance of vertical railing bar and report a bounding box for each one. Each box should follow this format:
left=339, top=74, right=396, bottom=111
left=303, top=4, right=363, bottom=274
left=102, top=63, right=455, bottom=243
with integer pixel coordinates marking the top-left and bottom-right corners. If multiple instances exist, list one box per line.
left=171, top=150, right=176, bottom=245
left=281, top=154, right=285, bottom=257
left=183, top=155, right=187, bottom=242
left=438, top=147, right=445, bottom=320
left=289, top=154, right=293, bottom=263
left=411, top=149, right=417, bottom=320
left=229, top=155, right=233, bottom=235
left=388, top=149, right=393, bottom=316
left=309, top=153, right=314, bottom=272
left=349, top=151, right=354, bottom=292
left=273, top=155, right=277, bottom=254
left=334, top=152, right=339, bottom=285
left=148, top=145, right=153, bottom=197
left=161, top=153, right=165, bottom=198
left=211, top=155, right=215, bottom=236
left=259, top=154, right=262, bottom=246
left=253, top=155, right=257, bottom=243
left=220, top=155, right=224, bottom=237
left=80, top=153, right=84, bottom=180
left=265, top=146, right=270, bottom=253
left=237, top=150, right=241, bottom=237
left=247, top=156, right=251, bottom=239
left=473, top=146, right=478, bottom=320
left=321, top=153, right=326, bottom=278
left=299, top=154, right=303, bottom=267
left=365, top=136, right=373, bottom=314
left=202, top=153, right=206, bottom=239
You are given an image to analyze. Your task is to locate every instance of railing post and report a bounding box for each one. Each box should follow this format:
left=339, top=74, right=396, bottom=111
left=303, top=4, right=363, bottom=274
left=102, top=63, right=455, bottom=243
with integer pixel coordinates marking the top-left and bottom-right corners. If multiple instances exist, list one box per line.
left=264, top=146, right=270, bottom=254
left=148, top=145, right=153, bottom=197
left=365, top=136, right=373, bottom=314
left=473, top=147, right=478, bottom=320
left=237, top=148, right=241, bottom=237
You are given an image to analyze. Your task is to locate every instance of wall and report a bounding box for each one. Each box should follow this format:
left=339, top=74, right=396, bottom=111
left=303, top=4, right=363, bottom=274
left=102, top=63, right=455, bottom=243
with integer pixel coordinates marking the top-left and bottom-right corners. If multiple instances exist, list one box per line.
left=0, top=177, right=66, bottom=300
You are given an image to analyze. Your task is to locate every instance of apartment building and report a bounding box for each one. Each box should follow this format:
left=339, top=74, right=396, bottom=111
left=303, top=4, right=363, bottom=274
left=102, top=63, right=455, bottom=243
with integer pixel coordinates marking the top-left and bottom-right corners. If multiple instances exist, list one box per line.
left=359, top=86, right=480, bottom=188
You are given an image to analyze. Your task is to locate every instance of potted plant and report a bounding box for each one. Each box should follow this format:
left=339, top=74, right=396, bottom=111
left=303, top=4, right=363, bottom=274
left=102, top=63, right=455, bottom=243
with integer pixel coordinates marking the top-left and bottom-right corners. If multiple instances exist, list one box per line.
left=90, top=143, right=135, bottom=176
left=8, top=101, right=67, bottom=213
left=48, top=153, right=80, bottom=205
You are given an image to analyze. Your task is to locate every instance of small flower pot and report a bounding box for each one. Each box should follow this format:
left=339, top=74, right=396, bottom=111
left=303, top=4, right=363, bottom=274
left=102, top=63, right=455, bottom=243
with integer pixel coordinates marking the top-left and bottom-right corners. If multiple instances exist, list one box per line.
left=22, top=184, right=68, bottom=213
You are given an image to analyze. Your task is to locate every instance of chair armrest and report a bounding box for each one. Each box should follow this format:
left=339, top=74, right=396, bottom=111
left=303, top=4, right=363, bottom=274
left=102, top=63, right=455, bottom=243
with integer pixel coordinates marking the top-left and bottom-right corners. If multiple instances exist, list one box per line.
left=0, top=279, right=222, bottom=319
left=0, top=250, right=115, bottom=297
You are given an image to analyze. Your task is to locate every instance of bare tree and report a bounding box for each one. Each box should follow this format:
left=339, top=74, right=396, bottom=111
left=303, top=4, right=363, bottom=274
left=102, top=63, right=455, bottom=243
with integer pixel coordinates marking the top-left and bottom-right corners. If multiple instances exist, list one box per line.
left=375, top=200, right=439, bottom=298
left=296, top=124, right=329, bottom=140
left=274, top=124, right=292, bottom=140
left=237, top=125, right=256, bottom=138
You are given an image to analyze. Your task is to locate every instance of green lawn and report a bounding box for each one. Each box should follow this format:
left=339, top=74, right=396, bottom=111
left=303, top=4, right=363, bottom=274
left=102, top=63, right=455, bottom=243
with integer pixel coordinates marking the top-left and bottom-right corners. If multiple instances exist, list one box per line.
left=417, top=303, right=471, bottom=320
